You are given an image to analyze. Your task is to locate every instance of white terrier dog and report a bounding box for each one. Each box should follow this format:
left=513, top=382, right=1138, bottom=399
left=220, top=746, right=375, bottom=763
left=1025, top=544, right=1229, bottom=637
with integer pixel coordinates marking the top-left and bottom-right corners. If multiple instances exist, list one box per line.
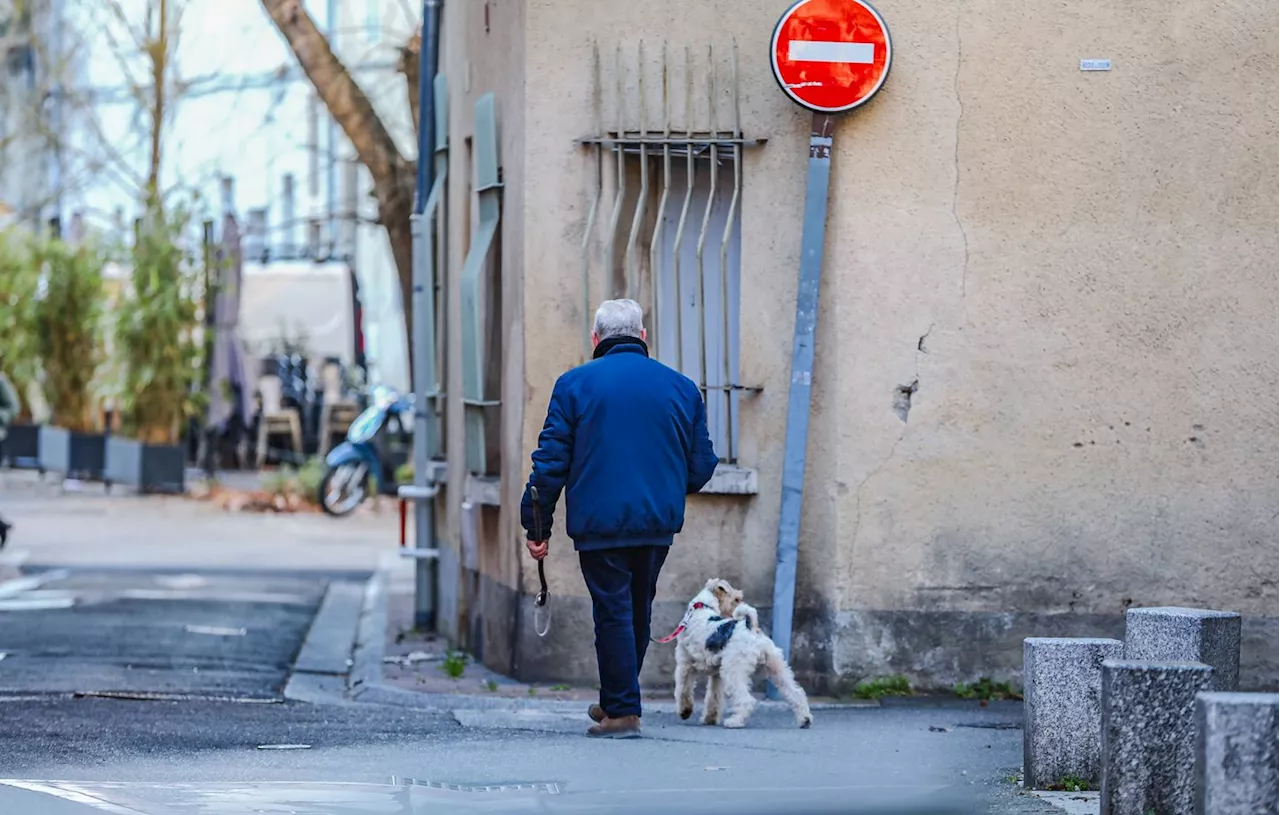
left=668, top=578, right=813, bottom=729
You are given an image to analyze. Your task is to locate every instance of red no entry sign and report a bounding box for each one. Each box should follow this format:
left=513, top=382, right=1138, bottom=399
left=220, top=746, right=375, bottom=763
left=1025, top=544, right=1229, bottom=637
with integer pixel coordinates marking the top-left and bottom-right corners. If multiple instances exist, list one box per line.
left=770, top=0, right=892, bottom=114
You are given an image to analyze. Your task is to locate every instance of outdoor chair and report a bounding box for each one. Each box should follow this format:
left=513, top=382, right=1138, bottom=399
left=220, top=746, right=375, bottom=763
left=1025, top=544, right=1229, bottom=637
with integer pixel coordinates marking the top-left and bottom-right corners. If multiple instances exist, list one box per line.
left=254, top=374, right=304, bottom=468
left=317, top=362, right=360, bottom=457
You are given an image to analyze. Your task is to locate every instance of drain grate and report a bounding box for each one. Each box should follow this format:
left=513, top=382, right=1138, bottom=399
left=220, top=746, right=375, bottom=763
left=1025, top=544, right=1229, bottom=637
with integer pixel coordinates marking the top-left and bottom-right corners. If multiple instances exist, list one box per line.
left=73, top=690, right=282, bottom=704
left=393, top=777, right=561, bottom=795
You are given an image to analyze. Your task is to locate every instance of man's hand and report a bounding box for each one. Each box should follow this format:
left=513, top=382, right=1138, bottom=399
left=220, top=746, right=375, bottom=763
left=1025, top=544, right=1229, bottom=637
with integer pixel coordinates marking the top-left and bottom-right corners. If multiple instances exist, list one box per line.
left=526, top=540, right=549, bottom=561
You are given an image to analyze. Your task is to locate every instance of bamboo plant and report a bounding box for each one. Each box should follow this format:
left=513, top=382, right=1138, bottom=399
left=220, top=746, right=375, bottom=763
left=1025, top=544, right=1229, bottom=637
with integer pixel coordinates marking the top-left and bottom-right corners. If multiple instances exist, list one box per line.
left=31, top=235, right=107, bottom=433
left=114, top=205, right=207, bottom=446
left=0, top=229, right=41, bottom=421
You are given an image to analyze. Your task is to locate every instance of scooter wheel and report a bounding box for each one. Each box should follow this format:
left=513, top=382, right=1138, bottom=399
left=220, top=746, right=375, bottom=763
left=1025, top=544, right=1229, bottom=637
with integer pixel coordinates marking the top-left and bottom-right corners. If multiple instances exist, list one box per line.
left=319, top=465, right=365, bottom=517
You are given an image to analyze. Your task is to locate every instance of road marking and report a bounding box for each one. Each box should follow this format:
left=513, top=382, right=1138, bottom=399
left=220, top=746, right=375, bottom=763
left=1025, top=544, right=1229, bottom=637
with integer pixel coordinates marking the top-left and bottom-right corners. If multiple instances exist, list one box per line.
left=184, top=624, right=247, bottom=636
left=73, top=690, right=281, bottom=703
left=155, top=574, right=208, bottom=590
left=0, top=780, right=148, bottom=814
left=256, top=743, right=312, bottom=750
left=0, top=589, right=77, bottom=611
left=787, top=40, right=875, bottom=64
left=0, top=569, right=70, bottom=600
left=121, top=589, right=312, bottom=605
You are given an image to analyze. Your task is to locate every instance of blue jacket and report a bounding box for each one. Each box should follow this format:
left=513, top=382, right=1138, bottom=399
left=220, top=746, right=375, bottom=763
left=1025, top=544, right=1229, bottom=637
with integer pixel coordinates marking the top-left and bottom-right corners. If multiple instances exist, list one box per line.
left=520, top=338, right=719, bottom=551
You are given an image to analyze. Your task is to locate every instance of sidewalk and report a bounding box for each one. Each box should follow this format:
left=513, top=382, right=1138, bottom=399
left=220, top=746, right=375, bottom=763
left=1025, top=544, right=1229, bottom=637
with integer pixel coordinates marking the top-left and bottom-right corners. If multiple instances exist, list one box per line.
left=0, top=469, right=404, bottom=574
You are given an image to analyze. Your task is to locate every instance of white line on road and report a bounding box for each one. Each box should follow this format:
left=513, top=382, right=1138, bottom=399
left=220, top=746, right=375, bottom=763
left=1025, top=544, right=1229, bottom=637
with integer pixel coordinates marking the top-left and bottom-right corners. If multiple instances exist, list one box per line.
left=121, top=589, right=313, bottom=605
left=788, top=40, right=875, bottom=64
left=184, top=624, right=247, bottom=636
left=0, top=593, right=76, bottom=611
left=0, top=569, right=70, bottom=600
left=256, top=744, right=312, bottom=750
left=0, top=780, right=147, bottom=814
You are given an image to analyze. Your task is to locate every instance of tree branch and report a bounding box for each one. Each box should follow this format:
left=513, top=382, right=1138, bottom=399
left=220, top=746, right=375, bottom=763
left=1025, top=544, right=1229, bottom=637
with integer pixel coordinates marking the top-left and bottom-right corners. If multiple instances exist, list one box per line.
left=397, top=27, right=421, bottom=143
left=259, top=0, right=409, bottom=192
left=260, top=0, right=419, bottom=365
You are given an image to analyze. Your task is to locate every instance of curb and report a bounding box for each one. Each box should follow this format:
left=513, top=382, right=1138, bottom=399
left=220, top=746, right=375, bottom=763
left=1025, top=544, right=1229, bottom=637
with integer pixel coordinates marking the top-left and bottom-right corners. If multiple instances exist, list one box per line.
left=282, top=576, right=372, bottom=706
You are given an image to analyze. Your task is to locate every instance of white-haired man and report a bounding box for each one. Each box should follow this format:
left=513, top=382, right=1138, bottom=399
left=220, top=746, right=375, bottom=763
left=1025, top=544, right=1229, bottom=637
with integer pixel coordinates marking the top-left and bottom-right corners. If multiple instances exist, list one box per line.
left=520, top=299, right=719, bottom=738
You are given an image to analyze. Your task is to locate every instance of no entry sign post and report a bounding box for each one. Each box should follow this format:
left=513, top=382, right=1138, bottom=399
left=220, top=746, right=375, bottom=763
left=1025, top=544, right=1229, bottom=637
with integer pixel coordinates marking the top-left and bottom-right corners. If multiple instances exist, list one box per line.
left=767, top=0, right=891, bottom=695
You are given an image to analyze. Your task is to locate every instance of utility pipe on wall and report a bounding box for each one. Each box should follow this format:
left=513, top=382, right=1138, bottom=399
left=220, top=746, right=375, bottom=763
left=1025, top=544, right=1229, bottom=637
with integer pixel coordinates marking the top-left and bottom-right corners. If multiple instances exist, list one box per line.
left=407, top=0, right=443, bottom=630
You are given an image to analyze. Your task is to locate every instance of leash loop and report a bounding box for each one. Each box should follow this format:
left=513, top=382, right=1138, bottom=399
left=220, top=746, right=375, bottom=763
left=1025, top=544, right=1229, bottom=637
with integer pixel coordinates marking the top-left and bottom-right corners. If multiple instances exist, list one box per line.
left=530, top=486, right=551, bottom=638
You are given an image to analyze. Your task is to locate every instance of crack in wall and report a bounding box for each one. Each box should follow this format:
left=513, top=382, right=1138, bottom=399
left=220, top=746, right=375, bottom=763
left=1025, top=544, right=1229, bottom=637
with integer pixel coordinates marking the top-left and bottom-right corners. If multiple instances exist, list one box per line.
left=847, top=431, right=905, bottom=568
left=851, top=325, right=932, bottom=561
left=892, top=379, right=919, bottom=424
left=952, top=0, right=970, bottom=300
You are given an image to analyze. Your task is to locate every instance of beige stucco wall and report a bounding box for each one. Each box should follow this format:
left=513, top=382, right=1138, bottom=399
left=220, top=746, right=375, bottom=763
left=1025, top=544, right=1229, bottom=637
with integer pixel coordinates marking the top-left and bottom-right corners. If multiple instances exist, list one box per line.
left=439, top=0, right=1278, bottom=689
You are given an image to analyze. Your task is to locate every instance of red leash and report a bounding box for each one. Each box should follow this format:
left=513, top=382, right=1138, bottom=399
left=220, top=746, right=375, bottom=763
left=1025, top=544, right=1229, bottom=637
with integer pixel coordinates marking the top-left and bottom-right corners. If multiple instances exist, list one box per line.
left=651, top=602, right=714, bottom=644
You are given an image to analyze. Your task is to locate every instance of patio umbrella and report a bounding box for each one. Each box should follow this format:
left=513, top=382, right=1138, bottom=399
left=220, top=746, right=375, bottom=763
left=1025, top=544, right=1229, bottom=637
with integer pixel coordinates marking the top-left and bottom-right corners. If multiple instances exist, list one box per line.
left=205, top=213, right=254, bottom=436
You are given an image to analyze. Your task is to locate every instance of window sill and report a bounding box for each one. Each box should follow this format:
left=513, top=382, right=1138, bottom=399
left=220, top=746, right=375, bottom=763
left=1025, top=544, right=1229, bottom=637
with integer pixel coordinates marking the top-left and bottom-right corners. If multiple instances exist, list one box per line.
left=698, top=464, right=758, bottom=496
left=465, top=473, right=502, bottom=506
left=459, top=466, right=756, bottom=504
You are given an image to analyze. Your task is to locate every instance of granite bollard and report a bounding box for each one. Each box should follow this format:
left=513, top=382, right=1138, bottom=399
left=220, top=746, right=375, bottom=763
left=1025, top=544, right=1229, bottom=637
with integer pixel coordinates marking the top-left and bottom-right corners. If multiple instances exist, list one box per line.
left=1195, top=691, right=1279, bottom=815
left=1125, top=606, right=1241, bottom=691
left=1023, top=637, right=1124, bottom=789
left=1101, top=660, right=1214, bottom=815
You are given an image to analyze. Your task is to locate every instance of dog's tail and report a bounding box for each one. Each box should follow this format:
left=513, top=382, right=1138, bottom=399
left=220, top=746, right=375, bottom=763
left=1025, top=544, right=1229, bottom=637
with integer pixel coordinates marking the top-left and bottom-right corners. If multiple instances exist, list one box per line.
left=764, top=643, right=814, bottom=729
left=733, top=602, right=761, bottom=633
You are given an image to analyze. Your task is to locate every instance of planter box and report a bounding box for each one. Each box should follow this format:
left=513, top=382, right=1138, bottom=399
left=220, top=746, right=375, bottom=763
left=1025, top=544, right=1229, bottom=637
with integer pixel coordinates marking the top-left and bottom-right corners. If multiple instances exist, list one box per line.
left=1, top=423, right=41, bottom=469
left=103, top=436, right=186, bottom=495
left=38, top=425, right=107, bottom=481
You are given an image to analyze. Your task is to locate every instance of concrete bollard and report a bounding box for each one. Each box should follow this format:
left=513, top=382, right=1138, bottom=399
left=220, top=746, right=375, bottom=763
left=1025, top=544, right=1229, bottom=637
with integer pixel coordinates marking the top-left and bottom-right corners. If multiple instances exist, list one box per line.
left=1195, top=691, right=1279, bottom=815
left=1100, top=660, right=1214, bottom=815
left=1023, top=637, right=1124, bottom=790
left=1125, top=606, right=1241, bottom=691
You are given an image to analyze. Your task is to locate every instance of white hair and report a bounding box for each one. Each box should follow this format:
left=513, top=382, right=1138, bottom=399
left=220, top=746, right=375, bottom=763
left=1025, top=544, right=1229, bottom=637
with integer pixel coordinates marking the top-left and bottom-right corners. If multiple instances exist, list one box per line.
left=592, top=299, right=644, bottom=341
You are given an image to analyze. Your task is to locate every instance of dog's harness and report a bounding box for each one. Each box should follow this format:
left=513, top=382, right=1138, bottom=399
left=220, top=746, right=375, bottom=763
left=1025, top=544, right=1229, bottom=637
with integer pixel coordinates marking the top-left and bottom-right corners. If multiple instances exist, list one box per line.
left=651, top=601, right=715, bottom=644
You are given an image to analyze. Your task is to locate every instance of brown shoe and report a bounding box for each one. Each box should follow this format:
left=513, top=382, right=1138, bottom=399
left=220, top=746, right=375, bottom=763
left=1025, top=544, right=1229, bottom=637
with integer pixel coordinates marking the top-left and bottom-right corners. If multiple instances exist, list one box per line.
left=588, top=704, right=605, bottom=723
left=586, top=715, right=641, bottom=739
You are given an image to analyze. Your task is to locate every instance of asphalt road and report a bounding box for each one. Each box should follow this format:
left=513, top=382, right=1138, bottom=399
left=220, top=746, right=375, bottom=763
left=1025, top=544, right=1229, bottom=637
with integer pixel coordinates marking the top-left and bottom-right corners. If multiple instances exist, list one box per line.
left=0, top=567, right=1063, bottom=815
left=0, top=569, right=325, bottom=699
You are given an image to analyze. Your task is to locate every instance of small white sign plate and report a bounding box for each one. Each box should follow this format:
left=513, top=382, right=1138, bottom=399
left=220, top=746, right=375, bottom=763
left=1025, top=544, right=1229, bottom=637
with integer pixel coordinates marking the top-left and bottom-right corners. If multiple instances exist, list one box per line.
left=1080, top=59, right=1112, bottom=72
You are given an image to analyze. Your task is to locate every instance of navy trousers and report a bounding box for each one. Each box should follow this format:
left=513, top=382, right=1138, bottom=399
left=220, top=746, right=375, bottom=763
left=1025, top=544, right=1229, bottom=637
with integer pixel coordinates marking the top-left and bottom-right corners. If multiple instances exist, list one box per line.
left=578, top=545, right=669, bottom=718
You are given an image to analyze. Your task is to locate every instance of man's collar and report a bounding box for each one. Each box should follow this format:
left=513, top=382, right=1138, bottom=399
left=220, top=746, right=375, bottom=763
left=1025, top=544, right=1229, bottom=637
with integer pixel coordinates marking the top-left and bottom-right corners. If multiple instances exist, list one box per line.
left=592, top=335, right=650, bottom=360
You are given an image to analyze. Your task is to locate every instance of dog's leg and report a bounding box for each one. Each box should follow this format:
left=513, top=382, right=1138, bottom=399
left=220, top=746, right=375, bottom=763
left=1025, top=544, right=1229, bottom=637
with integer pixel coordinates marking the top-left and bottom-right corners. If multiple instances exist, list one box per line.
left=764, top=643, right=814, bottom=728
left=700, top=672, right=722, bottom=725
left=675, top=653, right=696, bottom=721
left=720, top=666, right=757, bottom=729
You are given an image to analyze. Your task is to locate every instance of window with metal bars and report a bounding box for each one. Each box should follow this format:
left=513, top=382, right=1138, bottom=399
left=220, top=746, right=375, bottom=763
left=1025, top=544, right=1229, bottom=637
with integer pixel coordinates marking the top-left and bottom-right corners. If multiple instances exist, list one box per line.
left=579, top=42, right=763, bottom=465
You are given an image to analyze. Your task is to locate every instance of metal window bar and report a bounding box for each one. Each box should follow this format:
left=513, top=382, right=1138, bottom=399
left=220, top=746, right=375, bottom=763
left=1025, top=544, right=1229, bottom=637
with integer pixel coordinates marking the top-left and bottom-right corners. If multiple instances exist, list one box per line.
left=578, top=41, right=764, bottom=464
left=580, top=44, right=604, bottom=363
left=460, top=92, right=503, bottom=475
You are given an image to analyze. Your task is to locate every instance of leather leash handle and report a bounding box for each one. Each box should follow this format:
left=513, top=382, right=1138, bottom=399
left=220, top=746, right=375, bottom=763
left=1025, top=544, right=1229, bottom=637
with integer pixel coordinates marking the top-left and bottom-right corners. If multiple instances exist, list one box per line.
left=530, top=486, right=549, bottom=608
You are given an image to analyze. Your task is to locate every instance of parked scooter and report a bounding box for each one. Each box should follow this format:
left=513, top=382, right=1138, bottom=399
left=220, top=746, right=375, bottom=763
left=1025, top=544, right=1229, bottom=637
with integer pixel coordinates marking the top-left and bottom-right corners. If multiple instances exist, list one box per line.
left=319, top=385, right=412, bottom=516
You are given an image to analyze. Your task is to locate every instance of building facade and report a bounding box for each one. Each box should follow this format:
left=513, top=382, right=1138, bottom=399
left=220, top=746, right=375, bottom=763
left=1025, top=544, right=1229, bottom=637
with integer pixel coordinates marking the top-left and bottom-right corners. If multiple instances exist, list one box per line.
left=418, top=0, right=1277, bottom=692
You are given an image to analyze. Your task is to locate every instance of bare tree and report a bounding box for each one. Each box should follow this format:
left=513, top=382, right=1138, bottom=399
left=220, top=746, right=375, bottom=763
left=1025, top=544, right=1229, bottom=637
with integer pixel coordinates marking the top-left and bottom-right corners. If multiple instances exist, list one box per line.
left=259, top=0, right=418, bottom=360
left=0, top=0, right=194, bottom=225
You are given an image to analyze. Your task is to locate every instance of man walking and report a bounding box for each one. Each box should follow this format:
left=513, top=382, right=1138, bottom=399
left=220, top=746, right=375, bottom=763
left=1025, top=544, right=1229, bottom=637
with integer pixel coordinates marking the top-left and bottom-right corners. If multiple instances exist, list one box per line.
left=521, top=299, right=718, bottom=738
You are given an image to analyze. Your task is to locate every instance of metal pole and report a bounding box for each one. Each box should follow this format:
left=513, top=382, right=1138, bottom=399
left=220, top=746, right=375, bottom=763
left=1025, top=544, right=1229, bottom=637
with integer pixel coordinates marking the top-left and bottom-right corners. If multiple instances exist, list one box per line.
left=409, top=0, right=442, bottom=630
left=768, top=112, right=835, bottom=697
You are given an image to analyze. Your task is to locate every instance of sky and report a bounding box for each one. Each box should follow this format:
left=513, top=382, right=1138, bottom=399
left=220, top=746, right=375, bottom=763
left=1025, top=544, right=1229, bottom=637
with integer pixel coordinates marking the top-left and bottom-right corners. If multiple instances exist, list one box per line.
left=61, top=0, right=418, bottom=239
